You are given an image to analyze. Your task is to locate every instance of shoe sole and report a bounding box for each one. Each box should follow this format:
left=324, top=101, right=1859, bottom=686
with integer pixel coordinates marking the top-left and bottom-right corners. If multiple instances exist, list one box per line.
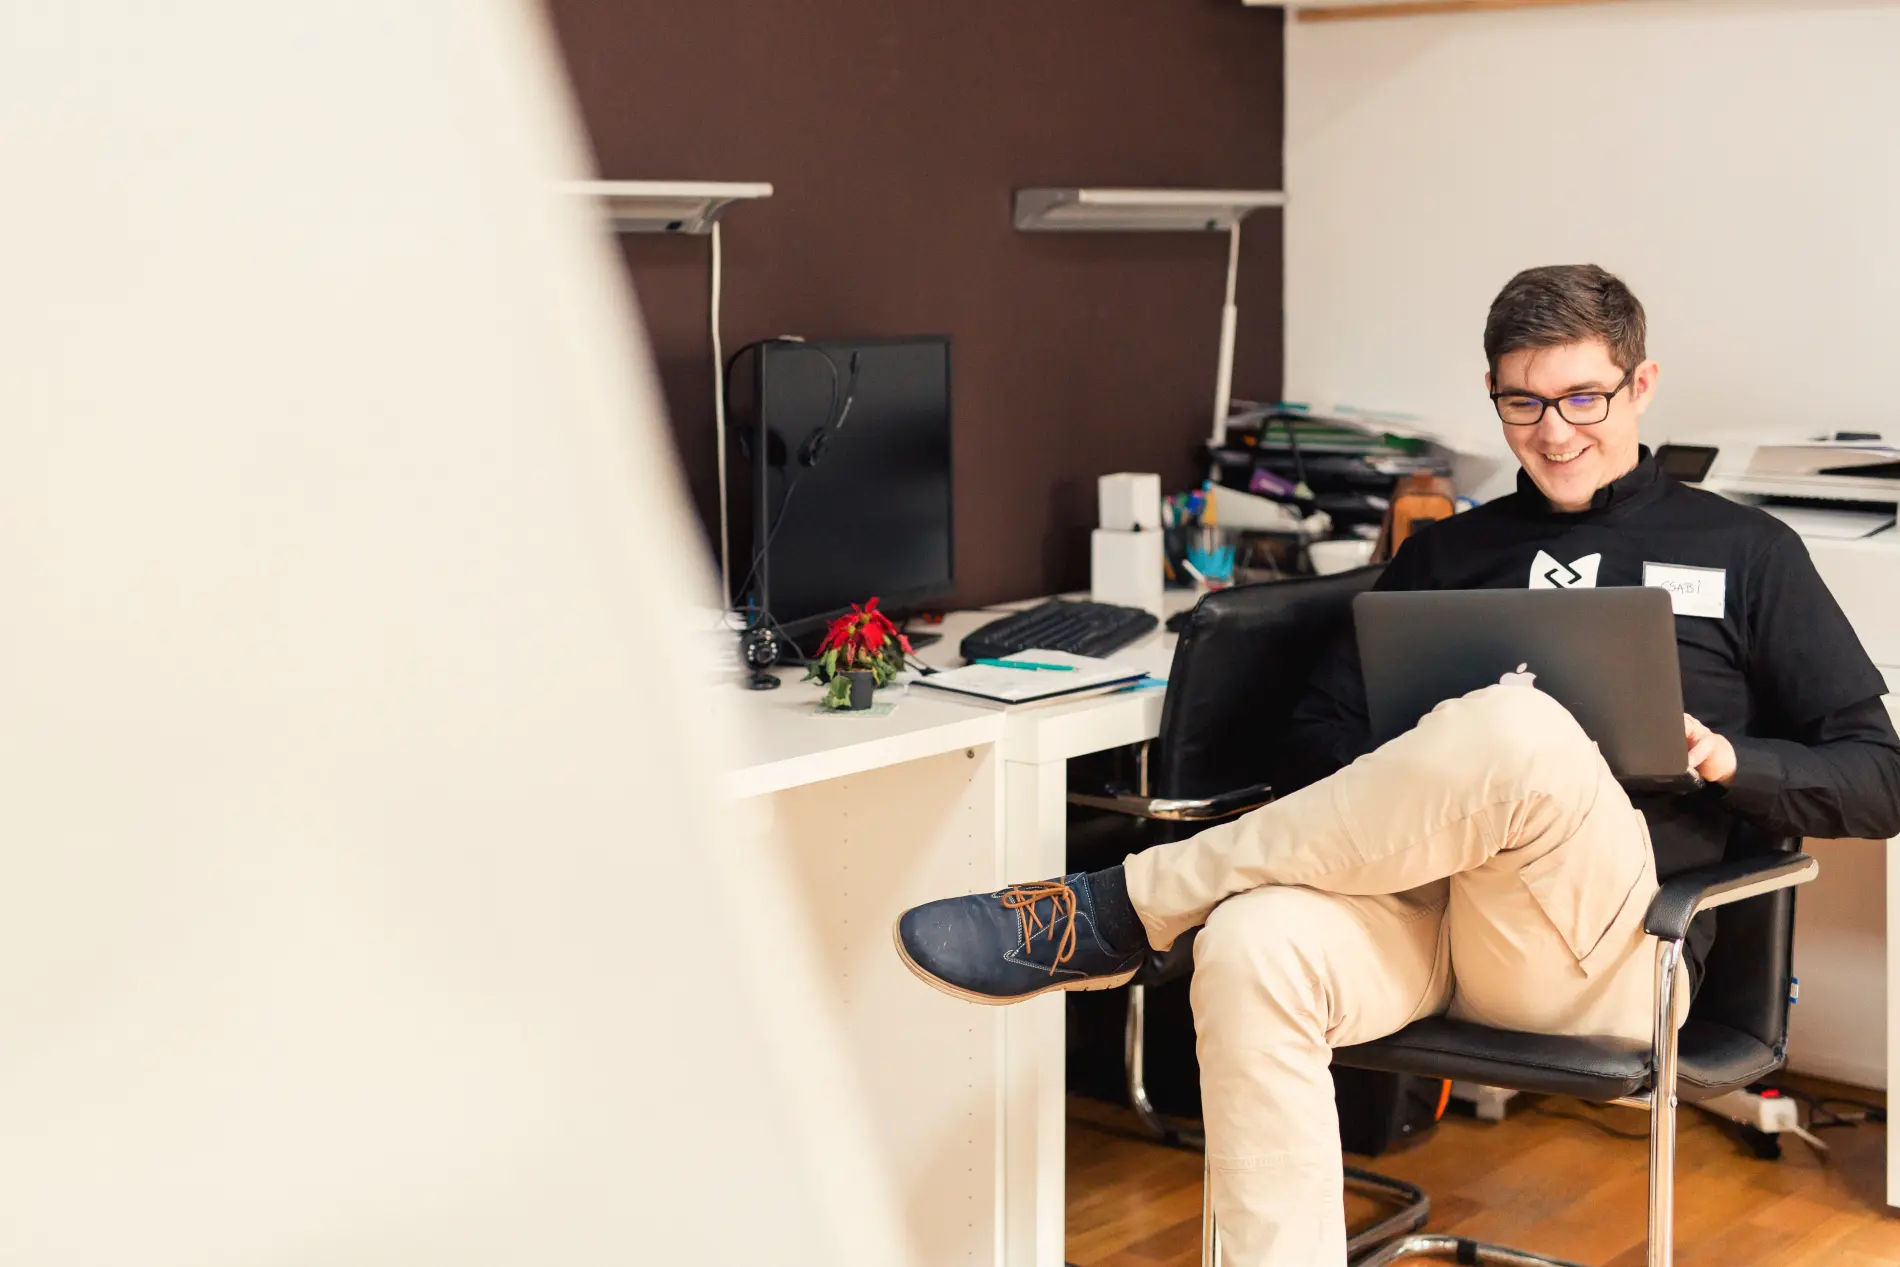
left=889, top=918, right=1139, bottom=1006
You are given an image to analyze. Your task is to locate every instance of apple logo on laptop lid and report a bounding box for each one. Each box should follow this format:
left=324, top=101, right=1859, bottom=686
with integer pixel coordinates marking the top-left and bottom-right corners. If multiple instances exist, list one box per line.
left=1499, top=662, right=1537, bottom=688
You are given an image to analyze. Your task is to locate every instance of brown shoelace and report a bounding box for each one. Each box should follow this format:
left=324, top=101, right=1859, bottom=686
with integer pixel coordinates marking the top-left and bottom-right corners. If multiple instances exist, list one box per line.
left=1000, top=879, right=1078, bottom=974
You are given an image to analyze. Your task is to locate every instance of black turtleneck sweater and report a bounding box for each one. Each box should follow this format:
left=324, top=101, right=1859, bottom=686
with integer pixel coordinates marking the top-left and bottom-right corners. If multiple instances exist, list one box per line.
left=1288, top=450, right=1900, bottom=986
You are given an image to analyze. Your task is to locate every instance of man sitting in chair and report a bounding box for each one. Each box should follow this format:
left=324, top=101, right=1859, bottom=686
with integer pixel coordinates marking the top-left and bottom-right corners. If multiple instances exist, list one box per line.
left=895, top=265, right=1900, bottom=1266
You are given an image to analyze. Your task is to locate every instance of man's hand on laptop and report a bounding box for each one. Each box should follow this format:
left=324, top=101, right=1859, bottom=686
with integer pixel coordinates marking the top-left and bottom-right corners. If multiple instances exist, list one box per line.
left=1683, top=713, right=1737, bottom=786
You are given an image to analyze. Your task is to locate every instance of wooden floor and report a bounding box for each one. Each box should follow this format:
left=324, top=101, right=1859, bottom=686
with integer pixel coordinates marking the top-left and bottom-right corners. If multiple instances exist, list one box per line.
left=1068, top=1078, right=1899, bottom=1266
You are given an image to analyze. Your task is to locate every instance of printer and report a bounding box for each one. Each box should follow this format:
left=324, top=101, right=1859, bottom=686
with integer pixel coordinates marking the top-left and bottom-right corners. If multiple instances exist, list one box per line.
left=1673, top=436, right=1900, bottom=672
left=1680, top=436, right=1900, bottom=542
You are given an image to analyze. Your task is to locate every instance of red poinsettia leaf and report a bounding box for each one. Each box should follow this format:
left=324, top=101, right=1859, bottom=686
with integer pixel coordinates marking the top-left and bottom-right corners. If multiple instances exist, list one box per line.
left=898, top=634, right=914, bottom=655
left=860, top=623, right=884, bottom=649
left=865, top=596, right=880, bottom=612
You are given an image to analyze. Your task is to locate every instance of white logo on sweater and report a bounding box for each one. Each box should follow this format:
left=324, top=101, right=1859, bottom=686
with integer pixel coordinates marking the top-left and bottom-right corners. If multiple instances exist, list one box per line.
left=1529, top=551, right=1600, bottom=589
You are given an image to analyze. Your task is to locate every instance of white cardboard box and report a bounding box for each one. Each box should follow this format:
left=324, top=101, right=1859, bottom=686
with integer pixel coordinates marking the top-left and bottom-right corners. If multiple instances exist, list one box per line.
left=1091, top=528, right=1164, bottom=615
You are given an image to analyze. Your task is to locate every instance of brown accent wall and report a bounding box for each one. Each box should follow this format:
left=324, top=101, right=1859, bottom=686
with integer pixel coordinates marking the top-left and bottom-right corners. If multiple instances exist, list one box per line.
left=546, top=0, right=1284, bottom=607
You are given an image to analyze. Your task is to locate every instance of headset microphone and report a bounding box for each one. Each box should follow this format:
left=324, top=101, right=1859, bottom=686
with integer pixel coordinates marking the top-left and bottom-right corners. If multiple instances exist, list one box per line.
left=796, top=351, right=862, bottom=468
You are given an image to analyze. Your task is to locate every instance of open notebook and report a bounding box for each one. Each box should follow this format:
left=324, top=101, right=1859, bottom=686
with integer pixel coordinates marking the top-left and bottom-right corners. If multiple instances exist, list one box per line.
left=908, top=649, right=1148, bottom=709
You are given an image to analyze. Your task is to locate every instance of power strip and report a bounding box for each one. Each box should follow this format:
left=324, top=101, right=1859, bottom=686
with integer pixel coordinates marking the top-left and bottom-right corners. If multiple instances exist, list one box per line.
left=1694, top=1087, right=1827, bottom=1155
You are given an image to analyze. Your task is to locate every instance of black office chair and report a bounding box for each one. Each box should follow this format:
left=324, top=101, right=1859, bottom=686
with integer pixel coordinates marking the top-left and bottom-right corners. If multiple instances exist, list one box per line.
left=1067, top=571, right=1819, bottom=1267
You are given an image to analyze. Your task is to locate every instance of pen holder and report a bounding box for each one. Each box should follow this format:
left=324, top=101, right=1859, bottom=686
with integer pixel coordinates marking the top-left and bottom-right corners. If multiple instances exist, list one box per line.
left=1184, top=524, right=1239, bottom=589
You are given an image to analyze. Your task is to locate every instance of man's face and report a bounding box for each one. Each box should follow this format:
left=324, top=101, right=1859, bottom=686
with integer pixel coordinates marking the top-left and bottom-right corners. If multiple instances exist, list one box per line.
left=1488, top=339, right=1657, bottom=513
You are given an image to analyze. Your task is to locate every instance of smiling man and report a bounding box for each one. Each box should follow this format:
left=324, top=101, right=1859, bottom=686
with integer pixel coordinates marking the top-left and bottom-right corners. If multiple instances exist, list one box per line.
left=1490, top=267, right=1653, bottom=510
left=893, top=265, right=1900, bottom=1265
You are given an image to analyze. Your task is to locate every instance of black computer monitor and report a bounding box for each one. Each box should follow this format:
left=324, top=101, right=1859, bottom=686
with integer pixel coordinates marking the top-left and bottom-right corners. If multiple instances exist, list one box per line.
left=734, top=336, right=953, bottom=646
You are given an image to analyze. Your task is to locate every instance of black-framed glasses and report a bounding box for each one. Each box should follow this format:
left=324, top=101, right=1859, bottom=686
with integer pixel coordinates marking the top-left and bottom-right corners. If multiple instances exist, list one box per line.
left=1490, top=367, right=1634, bottom=427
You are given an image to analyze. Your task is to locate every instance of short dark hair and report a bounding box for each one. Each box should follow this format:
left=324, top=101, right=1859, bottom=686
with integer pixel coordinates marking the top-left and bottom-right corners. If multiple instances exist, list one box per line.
left=1484, top=264, right=1647, bottom=377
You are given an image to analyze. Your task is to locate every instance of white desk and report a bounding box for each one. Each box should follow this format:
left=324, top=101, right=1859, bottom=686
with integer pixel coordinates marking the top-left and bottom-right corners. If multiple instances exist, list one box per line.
left=725, top=594, right=1193, bottom=1267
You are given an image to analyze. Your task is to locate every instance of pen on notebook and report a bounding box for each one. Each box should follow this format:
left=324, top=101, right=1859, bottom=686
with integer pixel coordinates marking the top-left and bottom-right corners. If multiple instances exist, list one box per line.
left=973, top=657, right=1076, bottom=671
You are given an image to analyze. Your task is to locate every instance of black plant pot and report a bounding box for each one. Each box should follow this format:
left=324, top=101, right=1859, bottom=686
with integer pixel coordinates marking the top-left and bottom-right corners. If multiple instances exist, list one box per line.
left=845, top=669, right=876, bottom=710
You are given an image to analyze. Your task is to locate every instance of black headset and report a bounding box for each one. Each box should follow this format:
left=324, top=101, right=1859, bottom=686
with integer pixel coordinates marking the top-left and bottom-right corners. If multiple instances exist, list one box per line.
left=791, top=345, right=861, bottom=469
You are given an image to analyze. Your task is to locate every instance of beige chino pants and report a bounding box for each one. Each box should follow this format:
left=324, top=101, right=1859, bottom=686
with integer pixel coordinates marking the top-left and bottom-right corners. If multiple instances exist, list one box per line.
left=1124, top=684, right=1688, bottom=1267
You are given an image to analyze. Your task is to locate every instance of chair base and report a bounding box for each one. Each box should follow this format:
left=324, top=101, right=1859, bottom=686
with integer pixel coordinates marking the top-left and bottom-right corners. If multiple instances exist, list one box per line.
left=1344, top=1169, right=1432, bottom=1259
left=1353, top=1234, right=1588, bottom=1267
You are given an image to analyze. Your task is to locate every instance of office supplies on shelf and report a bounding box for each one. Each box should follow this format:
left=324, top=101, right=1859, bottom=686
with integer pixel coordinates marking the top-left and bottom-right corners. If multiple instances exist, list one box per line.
left=1248, top=466, right=1299, bottom=498
left=910, top=651, right=1146, bottom=708
left=1203, top=482, right=1316, bottom=533
left=1209, top=405, right=1471, bottom=540
left=1161, top=489, right=1208, bottom=528
left=974, top=657, right=1076, bottom=671
left=960, top=599, right=1159, bottom=662
left=1159, top=480, right=1323, bottom=586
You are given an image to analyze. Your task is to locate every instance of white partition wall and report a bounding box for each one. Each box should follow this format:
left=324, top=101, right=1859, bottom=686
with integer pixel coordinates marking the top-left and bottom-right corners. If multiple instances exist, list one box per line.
left=0, top=4, right=906, bottom=1264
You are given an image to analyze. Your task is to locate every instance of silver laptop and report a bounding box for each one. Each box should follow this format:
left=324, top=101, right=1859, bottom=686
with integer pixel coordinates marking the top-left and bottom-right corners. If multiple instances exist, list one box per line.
left=1354, top=588, right=1694, bottom=794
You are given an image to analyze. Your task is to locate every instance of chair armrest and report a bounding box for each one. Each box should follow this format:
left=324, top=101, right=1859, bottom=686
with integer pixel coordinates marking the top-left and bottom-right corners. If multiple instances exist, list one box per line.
left=1066, top=782, right=1274, bottom=823
left=1643, top=851, right=1818, bottom=942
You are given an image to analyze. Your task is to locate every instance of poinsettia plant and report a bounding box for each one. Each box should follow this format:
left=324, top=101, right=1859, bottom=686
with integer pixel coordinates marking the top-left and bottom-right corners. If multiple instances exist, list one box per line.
left=804, top=597, right=913, bottom=709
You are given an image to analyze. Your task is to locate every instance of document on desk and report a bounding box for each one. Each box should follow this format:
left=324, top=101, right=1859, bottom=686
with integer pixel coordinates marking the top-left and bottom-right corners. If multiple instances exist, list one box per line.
left=910, top=650, right=1147, bottom=708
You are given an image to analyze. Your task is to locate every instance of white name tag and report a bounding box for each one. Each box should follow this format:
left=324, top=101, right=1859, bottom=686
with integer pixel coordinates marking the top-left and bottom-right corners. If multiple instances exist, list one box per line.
left=1643, top=562, right=1726, bottom=618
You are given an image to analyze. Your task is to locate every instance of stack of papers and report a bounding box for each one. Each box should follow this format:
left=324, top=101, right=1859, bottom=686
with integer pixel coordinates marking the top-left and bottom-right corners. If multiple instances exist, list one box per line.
left=909, top=650, right=1148, bottom=709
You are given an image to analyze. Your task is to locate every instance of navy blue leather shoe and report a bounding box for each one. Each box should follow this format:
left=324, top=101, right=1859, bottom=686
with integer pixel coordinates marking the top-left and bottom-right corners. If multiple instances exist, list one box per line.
left=893, top=873, right=1145, bottom=1005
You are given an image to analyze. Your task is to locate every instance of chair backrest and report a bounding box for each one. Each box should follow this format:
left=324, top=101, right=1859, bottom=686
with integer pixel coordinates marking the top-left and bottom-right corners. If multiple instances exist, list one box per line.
left=1689, top=821, right=1800, bottom=1059
left=1153, top=567, right=1382, bottom=803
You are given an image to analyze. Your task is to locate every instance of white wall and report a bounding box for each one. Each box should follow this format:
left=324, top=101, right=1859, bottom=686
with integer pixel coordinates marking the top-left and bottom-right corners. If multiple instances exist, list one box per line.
left=1287, top=0, right=1900, bottom=495
left=0, top=3, right=905, bottom=1263
left=1287, top=0, right=1900, bottom=1087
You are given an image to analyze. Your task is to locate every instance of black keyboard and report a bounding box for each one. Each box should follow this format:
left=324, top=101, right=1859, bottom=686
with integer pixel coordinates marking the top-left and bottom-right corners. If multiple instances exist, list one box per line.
left=960, top=599, right=1159, bottom=662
